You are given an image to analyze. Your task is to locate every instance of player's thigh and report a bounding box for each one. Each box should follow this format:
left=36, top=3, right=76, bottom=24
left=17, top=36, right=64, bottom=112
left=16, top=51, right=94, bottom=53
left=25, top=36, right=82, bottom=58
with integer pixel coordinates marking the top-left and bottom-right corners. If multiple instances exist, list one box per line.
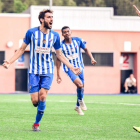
left=28, top=73, right=40, bottom=93
left=67, top=69, right=83, bottom=88
left=78, top=70, right=85, bottom=85
left=73, top=78, right=83, bottom=88
left=30, top=92, right=39, bottom=103
left=39, top=74, right=53, bottom=100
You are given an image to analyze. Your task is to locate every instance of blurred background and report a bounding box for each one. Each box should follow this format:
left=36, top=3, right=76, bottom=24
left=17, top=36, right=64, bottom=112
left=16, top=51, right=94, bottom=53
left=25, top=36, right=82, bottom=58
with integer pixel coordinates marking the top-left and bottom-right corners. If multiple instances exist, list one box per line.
left=0, top=0, right=140, bottom=94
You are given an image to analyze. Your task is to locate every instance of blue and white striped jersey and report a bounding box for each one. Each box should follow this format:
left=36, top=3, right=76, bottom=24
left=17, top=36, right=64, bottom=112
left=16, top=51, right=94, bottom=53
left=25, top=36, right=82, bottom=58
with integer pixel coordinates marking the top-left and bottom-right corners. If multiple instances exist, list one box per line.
left=61, top=37, right=86, bottom=72
left=24, top=27, right=61, bottom=74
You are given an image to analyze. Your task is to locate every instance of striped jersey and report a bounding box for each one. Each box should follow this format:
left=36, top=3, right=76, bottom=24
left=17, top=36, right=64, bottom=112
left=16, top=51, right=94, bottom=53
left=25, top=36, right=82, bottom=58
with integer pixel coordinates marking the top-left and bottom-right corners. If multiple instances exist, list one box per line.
left=23, top=26, right=61, bottom=74
left=61, top=37, right=86, bottom=72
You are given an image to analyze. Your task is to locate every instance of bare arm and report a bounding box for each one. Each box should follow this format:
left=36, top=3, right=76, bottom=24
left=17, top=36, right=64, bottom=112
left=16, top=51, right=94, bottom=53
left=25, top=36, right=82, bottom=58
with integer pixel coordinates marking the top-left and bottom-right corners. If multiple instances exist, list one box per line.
left=124, top=80, right=128, bottom=91
left=3, top=42, right=28, bottom=69
left=84, top=47, right=97, bottom=65
left=133, top=5, right=140, bottom=16
left=56, top=58, right=62, bottom=84
left=56, top=48, right=81, bottom=75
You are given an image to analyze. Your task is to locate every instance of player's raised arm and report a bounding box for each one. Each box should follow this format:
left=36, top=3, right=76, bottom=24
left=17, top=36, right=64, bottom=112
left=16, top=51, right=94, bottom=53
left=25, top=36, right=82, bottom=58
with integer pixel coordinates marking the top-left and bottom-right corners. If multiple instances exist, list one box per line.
left=133, top=5, right=140, bottom=16
left=56, top=49, right=81, bottom=75
left=56, top=57, right=62, bottom=84
left=2, top=42, right=28, bottom=69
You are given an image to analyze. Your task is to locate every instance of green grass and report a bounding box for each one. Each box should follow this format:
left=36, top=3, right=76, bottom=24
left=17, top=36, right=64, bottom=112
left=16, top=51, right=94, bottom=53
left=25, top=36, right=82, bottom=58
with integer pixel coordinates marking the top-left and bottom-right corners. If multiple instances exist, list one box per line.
left=0, top=94, right=140, bottom=140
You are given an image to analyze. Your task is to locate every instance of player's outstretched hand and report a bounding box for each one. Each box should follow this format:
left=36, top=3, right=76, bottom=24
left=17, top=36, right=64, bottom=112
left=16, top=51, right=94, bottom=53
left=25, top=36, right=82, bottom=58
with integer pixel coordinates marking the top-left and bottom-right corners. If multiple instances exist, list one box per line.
left=2, top=60, right=11, bottom=69
left=57, top=75, right=62, bottom=84
left=133, top=5, right=140, bottom=16
left=71, top=67, right=81, bottom=75
left=91, top=59, right=97, bottom=65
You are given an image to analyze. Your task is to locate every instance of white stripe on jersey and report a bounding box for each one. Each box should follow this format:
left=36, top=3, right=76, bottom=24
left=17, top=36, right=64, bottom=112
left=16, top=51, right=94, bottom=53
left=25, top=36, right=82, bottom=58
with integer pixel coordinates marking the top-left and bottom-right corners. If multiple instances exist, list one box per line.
left=29, top=34, right=33, bottom=73
left=34, top=31, right=38, bottom=74
left=39, top=32, right=43, bottom=74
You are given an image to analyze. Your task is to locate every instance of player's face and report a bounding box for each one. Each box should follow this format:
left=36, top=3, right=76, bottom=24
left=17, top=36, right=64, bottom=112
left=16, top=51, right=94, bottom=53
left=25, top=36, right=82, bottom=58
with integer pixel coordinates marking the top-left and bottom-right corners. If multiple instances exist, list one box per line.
left=43, top=12, right=53, bottom=29
left=130, top=74, right=134, bottom=79
left=62, top=28, right=71, bottom=39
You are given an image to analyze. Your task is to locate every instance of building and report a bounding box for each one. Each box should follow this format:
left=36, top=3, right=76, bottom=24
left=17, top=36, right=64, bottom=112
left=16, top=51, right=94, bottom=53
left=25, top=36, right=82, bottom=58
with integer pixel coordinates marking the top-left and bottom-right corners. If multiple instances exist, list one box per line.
left=0, top=6, right=140, bottom=94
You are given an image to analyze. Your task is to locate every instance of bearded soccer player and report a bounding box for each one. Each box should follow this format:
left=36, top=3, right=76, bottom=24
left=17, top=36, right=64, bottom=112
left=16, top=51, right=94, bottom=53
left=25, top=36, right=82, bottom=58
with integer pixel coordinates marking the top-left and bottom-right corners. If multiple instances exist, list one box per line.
left=2, top=10, right=81, bottom=131
left=56, top=26, right=97, bottom=115
left=132, top=5, right=140, bottom=133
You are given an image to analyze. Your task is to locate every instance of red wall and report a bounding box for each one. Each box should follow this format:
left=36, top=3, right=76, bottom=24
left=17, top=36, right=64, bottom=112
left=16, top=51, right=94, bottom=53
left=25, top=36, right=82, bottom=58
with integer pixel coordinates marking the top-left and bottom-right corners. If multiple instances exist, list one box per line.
left=0, top=16, right=30, bottom=93
left=0, top=17, right=140, bottom=94
left=50, top=30, right=140, bottom=94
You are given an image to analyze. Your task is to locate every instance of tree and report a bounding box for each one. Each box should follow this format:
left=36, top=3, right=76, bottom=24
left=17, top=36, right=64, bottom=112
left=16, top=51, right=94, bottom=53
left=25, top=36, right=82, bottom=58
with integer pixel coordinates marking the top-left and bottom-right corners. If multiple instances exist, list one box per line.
left=14, top=0, right=28, bottom=13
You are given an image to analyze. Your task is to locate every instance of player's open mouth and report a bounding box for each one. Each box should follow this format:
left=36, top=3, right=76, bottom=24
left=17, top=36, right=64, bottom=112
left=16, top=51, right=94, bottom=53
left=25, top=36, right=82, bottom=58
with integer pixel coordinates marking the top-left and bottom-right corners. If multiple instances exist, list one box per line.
left=49, top=22, right=53, bottom=26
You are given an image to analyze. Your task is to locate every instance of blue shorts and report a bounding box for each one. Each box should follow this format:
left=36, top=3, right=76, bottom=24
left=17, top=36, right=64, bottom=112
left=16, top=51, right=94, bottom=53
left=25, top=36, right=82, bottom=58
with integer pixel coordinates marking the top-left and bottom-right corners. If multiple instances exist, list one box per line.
left=28, top=73, right=53, bottom=93
left=67, top=69, right=84, bottom=85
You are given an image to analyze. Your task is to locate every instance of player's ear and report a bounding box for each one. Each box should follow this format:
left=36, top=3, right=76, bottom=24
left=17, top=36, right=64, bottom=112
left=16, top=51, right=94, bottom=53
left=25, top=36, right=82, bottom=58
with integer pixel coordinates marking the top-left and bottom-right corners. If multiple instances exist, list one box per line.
left=40, top=18, right=44, bottom=24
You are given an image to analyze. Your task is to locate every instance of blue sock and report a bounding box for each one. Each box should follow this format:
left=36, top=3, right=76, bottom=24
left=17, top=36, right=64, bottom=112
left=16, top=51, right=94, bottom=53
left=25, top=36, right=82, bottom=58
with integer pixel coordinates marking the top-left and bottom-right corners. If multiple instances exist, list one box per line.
left=76, top=98, right=80, bottom=106
left=77, top=88, right=83, bottom=101
left=34, top=100, right=46, bottom=124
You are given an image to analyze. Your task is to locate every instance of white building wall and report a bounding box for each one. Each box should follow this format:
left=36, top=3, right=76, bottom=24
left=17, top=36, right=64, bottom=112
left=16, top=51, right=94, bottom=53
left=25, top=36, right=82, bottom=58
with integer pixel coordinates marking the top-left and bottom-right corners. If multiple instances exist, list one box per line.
left=30, top=5, right=140, bottom=31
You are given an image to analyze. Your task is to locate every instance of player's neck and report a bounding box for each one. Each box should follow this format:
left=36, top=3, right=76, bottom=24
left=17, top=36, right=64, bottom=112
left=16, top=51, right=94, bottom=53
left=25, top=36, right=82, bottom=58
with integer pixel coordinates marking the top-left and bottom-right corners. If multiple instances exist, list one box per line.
left=64, top=38, right=72, bottom=44
left=40, top=25, right=50, bottom=34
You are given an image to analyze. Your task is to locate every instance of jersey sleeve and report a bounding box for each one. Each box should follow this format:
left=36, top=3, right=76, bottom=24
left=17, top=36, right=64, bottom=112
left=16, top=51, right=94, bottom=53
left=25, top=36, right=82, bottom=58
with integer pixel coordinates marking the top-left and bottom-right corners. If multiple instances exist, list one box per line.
left=54, top=33, right=61, bottom=50
left=78, top=38, right=86, bottom=49
left=23, top=29, right=32, bottom=45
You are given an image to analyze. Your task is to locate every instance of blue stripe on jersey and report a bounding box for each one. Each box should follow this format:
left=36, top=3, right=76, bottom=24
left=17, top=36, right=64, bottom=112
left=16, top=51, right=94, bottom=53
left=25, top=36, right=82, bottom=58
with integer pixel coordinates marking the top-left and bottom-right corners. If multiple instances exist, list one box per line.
left=65, top=44, right=70, bottom=55
left=61, top=44, right=67, bottom=72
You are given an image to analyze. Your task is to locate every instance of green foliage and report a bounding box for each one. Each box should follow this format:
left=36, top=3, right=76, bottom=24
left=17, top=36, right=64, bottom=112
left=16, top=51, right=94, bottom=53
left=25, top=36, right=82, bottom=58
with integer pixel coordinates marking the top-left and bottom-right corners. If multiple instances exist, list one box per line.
left=14, top=0, right=28, bottom=13
left=0, top=0, right=140, bottom=15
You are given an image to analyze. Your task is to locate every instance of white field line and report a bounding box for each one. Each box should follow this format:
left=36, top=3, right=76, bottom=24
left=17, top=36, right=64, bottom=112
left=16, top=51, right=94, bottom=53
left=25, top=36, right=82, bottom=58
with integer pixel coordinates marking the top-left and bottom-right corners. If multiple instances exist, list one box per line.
left=1, top=99, right=140, bottom=106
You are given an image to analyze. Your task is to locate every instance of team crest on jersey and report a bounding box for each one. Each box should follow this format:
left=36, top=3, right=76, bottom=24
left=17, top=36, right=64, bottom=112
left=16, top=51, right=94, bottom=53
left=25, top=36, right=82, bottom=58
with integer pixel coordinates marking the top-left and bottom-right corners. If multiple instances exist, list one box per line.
left=43, top=39, right=46, bottom=44
left=49, top=39, right=52, bottom=41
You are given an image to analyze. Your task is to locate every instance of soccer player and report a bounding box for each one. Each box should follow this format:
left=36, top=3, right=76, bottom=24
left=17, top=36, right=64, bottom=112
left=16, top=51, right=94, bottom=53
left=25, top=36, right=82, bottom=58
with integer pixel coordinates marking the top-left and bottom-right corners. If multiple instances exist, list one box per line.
left=56, top=26, right=97, bottom=115
left=2, top=10, right=81, bottom=131
left=133, top=5, right=140, bottom=133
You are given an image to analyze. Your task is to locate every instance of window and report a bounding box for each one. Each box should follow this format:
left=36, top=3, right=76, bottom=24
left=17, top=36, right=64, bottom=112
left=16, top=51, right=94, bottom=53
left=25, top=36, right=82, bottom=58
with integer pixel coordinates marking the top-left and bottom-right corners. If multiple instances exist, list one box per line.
left=82, top=53, right=113, bottom=66
left=52, top=52, right=56, bottom=65
left=0, top=51, right=5, bottom=65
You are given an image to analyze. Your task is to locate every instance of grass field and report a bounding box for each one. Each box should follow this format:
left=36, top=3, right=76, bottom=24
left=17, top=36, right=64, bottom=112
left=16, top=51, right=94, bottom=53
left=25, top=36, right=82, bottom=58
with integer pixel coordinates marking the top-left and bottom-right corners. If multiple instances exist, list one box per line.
left=0, top=94, right=140, bottom=140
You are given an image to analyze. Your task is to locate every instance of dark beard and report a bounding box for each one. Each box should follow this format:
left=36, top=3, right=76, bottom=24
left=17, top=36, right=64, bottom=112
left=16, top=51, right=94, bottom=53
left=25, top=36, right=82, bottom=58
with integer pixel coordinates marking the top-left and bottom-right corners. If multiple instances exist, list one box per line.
left=44, top=21, right=51, bottom=29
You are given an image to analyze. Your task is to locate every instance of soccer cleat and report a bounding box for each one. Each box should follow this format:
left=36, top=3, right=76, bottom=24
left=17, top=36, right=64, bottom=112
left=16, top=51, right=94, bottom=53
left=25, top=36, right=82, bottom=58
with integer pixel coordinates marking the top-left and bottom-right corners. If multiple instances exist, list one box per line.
left=78, top=99, right=87, bottom=111
left=32, top=124, right=40, bottom=131
left=74, top=106, right=84, bottom=115
left=133, top=126, right=140, bottom=133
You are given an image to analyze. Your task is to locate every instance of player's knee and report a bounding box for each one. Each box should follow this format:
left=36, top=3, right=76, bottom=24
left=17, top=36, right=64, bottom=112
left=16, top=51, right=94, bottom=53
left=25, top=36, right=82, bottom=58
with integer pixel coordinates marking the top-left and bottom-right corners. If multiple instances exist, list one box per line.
left=32, top=101, right=39, bottom=107
left=32, top=100, right=39, bottom=107
left=77, top=83, right=84, bottom=89
left=40, top=94, right=46, bottom=101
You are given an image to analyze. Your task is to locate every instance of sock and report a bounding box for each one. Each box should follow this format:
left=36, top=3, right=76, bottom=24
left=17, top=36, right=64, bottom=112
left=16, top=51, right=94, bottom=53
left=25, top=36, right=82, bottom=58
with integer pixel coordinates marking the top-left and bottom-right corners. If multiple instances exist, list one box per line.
left=34, top=100, right=46, bottom=124
left=76, top=98, right=80, bottom=106
left=77, top=88, right=83, bottom=101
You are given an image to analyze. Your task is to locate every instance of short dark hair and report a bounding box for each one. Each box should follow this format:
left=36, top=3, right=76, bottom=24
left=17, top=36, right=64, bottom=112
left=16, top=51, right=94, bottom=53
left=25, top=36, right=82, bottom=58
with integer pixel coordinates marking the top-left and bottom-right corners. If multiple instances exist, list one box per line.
left=38, top=9, right=53, bottom=24
left=61, top=26, right=70, bottom=32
